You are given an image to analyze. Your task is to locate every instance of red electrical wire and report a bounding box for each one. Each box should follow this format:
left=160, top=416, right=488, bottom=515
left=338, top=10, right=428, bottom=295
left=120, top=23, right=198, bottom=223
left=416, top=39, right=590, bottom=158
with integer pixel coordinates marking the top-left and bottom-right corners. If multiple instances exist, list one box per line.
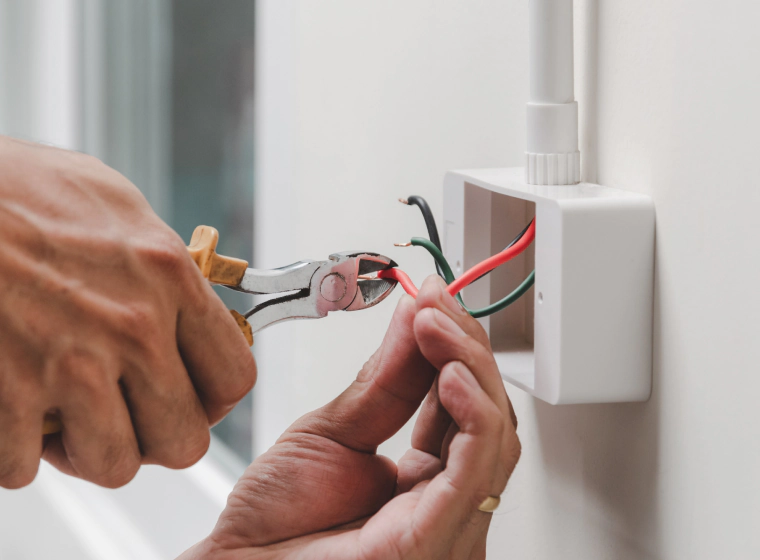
left=447, top=219, right=535, bottom=296
left=378, top=219, right=535, bottom=298
left=378, top=267, right=419, bottom=297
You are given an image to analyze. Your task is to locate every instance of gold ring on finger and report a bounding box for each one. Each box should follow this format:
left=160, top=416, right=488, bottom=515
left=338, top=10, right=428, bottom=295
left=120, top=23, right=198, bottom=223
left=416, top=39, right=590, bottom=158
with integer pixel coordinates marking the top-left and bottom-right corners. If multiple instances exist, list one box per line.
left=477, top=495, right=501, bottom=513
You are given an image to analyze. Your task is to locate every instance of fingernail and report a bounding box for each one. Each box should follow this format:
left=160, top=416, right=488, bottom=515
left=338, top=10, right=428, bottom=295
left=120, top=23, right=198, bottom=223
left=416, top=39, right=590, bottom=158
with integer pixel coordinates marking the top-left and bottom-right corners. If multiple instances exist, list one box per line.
left=438, top=283, right=467, bottom=316
left=432, top=308, right=467, bottom=337
left=450, top=361, right=479, bottom=389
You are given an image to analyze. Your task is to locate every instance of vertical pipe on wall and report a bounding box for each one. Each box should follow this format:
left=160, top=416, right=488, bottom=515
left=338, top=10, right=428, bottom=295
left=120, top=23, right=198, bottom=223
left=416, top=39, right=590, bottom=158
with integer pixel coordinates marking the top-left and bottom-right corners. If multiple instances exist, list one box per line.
left=525, top=0, right=580, bottom=185
left=529, top=0, right=574, bottom=103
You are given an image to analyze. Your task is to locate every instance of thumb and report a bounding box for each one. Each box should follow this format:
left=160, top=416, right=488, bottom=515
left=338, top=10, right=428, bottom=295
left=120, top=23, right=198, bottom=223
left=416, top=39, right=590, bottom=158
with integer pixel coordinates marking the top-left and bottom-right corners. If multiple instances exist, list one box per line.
left=287, top=294, right=436, bottom=452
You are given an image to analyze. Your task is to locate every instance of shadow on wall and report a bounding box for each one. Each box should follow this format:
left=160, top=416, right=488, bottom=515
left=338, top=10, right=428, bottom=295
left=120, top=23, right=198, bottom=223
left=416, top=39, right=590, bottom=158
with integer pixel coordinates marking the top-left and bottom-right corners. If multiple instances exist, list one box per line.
left=532, top=380, right=662, bottom=556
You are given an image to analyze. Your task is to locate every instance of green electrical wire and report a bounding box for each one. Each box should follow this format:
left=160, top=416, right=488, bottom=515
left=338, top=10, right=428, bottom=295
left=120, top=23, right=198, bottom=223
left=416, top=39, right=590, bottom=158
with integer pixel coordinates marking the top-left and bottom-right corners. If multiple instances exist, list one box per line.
left=410, top=237, right=536, bottom=319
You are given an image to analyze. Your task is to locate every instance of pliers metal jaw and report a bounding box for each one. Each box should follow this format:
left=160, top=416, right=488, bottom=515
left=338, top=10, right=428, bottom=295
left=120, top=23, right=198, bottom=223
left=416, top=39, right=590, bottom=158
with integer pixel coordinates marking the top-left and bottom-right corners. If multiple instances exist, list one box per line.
left=187, top=226, right=397, bottom=345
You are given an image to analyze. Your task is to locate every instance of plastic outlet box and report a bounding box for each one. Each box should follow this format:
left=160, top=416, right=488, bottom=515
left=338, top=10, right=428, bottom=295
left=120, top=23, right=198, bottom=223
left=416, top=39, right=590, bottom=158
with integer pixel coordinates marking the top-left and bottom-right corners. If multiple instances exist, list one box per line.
left=443, top=167, right=655, bottom=404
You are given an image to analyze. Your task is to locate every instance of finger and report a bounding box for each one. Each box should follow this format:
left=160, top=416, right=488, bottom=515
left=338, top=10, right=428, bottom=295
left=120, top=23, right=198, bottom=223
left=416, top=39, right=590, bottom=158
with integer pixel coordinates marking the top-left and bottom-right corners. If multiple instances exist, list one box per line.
left=396, top=448, right=442, bottom=494
left=415, top=275, right=491, bottom=349
left=415, top=362, right=504, bottom=545
left=121, top=345, right=210, bottom=469
left=40, top=354, right=140, bottom=488
left=414, top=306, right=521, bottom=490
left=0, top=387, right=42, bottom=489
left=447, top=466, right=494, bottom=560
left=450, top=471, right=494, bottom=560
left=415, top=275, right=518, bottom=429
left=0, top=342, right=44, bottom=489
left=413, top=305, right=512, bottom=425
left=410, top=375, right=452, bottom=457
left=288, top=295, right=437, bottom=452
left=466, top=528, right=489, bottom=560
left=439, top=421, right=459, bottom=468
left=447, top=517, right=490, bottom=560
left=175, top=257, right=256, bottom=425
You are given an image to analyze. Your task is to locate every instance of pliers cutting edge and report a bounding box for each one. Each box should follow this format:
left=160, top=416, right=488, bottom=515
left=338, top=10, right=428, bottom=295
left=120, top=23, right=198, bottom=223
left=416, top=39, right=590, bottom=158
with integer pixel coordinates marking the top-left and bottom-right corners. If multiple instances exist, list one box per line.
left=187, top=226, right=398, bottom=345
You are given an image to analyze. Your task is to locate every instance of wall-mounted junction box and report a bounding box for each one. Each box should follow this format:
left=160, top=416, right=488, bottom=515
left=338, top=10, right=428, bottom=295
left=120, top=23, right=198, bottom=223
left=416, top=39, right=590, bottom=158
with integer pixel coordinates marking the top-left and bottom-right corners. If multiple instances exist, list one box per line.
left=443, top=167, right=655, bottom=404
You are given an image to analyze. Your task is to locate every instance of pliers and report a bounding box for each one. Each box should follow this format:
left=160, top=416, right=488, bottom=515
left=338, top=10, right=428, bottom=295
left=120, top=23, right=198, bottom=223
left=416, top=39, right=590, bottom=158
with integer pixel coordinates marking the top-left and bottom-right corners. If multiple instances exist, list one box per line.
left=187, top=226, right=398, bottom=345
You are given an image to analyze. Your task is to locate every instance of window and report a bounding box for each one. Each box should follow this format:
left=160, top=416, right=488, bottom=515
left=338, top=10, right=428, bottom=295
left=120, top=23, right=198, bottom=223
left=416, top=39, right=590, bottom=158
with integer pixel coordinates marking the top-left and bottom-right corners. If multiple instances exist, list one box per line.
left=0, top=3, right=255, bottom=556
left=82, top=0, right=256, bottom=462
left=170, top=0, right=255, bottom=462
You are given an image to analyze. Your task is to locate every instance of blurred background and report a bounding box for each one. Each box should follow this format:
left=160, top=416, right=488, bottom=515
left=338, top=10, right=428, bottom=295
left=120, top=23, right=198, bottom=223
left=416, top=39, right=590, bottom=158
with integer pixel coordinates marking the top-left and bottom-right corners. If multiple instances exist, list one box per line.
left=2, top=1, right=760, bottom=559
left=0, top=1, right=256, bottom=557
left=1, top=0, right=255, bottom=460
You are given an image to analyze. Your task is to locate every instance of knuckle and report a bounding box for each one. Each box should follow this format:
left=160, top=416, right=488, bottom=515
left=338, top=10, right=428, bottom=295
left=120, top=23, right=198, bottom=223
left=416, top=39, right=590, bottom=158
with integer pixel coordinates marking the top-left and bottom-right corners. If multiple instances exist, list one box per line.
left=182, top=275, right=219, bottom=317
left=75, top=429, right=141, bottom=488
left=166, top=428, right=210, bottom=469
left=0, top=459, right=39, bottom=489
left=356, top=352, right=380, bottom=383
left=56, top=352, right=111, bottom=399
left=0, top=398, right=27, bottom=426
left=62, top=151, right=109, bottom=184
left=217, top=352, right=257, bottom=406
left=489, top=405, right=506, bottom=436
left=508, top=432, right=522, bottom=465
left=499, top=431, right=522, bottom=482
left=141, top=389, right=211, bottom=469
left=134, top=234, right=189, bottom=279
left=99, top=456, right=140, bottom=489
left=78, top=151, right=106, bottom=169
left=117, top=301, right=161, bottom=343
left=471, top=320, right=492, bottom=351
left=467, top=340, right=493, bottom=367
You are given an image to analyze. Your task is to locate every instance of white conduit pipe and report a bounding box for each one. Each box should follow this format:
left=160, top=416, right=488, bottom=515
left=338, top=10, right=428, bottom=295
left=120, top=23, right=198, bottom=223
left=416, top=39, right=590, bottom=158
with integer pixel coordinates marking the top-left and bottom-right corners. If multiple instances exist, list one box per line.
left=525, top=0, right=580, bottom=185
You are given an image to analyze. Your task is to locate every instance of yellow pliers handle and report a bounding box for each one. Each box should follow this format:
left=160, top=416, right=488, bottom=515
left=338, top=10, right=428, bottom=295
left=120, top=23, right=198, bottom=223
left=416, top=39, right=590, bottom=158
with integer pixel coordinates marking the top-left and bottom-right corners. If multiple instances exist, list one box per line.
left=187, top=225, right=254, bottom=347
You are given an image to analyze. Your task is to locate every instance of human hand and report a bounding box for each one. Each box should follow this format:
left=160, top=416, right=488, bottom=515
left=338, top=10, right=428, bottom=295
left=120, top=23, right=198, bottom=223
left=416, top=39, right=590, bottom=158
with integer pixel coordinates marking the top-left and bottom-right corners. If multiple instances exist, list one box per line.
left=0, top=136, right=256, bottom=488
left=182, top=276, right=520, bottom=559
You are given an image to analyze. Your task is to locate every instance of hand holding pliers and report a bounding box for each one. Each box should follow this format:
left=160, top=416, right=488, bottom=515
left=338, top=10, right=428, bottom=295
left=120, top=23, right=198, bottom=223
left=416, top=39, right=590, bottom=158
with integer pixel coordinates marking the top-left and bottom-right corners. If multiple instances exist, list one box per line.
left=187, top=226, right=398, bottom=345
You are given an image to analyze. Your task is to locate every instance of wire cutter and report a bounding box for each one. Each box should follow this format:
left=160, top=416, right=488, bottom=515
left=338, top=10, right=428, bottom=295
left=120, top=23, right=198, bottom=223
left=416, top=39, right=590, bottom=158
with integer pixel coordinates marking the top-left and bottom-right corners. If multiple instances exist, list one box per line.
left=186, top=226, right=398, bottom=345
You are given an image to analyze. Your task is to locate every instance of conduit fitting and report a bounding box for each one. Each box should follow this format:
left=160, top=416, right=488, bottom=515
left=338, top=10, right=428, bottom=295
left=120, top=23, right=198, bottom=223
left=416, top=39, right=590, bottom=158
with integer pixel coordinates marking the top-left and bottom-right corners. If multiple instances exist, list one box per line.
left=525, top=0, right=580, bottom=185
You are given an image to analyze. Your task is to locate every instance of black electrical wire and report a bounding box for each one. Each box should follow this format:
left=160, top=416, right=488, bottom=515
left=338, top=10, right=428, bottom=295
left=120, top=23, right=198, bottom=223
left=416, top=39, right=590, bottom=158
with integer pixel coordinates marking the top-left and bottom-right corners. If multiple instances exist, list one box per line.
left=400, top=194, right=535, bottom=317
left=402, top=195, right=531, bottom=280
left=405, top=195, right=442, bottom=249
left=471, top=220, right=532, bottom=282
left=504, top=221, right=532, bottom=251
left=402, top=195, right=446, bottom=279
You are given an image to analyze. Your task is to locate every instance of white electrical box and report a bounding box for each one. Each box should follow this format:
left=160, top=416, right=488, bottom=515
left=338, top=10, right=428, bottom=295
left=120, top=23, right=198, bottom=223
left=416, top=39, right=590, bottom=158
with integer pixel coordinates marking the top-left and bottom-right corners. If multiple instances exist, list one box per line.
left=443, top=167, right=655, bottom=404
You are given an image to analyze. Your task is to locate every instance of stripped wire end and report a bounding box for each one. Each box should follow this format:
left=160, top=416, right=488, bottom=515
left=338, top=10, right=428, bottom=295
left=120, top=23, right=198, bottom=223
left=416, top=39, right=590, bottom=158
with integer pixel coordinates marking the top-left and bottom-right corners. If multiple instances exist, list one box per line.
left=394, top=242, right=412, bottom=247
left=398, top=198, right=409, bottom=205
left=357, top=274, right=377, bottom=280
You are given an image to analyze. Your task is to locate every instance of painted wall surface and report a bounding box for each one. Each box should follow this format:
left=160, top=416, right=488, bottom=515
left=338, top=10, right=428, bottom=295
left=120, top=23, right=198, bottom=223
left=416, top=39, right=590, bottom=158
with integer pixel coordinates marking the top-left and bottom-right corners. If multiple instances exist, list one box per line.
left=256, top=0, right=760, bottom=559
left=255, top=1, right=760, bottom=558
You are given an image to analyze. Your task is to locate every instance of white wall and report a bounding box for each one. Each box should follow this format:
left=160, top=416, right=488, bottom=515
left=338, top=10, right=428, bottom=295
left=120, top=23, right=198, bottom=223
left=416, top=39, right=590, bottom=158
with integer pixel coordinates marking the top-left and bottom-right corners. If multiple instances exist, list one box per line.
left=255, top=1, right=760, bottom=558
left=254, top=0, right=528, bottom=452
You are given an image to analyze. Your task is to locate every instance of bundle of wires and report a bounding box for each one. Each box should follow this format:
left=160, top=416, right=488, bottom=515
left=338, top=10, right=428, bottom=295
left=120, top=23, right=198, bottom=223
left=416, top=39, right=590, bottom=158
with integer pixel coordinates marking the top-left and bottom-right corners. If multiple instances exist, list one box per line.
left=378, top=196, right=536, bottom=319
